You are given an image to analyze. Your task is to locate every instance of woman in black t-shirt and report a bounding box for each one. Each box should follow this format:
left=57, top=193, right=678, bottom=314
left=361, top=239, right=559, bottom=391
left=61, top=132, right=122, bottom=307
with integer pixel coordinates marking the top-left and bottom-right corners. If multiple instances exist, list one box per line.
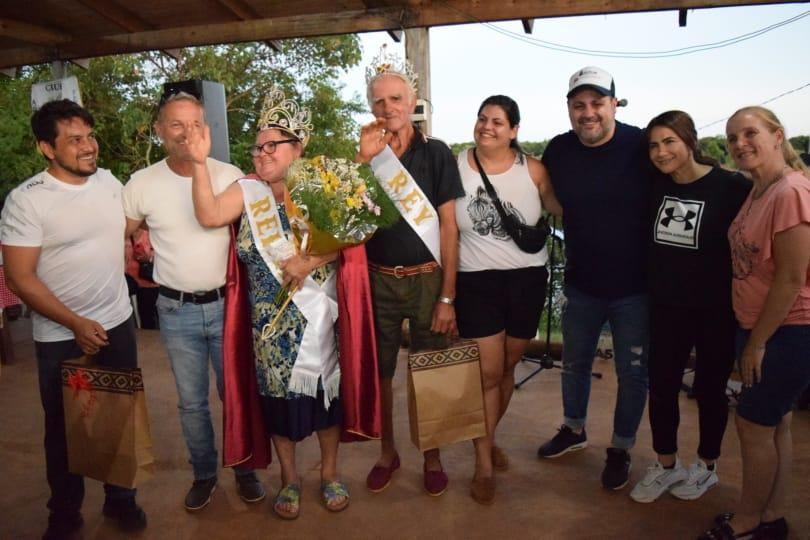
left=629, top=111, right=750, bottom=505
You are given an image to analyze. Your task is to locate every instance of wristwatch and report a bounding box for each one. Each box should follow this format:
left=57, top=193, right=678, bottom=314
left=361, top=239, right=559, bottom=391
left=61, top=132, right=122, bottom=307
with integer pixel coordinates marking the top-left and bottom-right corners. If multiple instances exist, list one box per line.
left=437, top=296, right=454, bottom=306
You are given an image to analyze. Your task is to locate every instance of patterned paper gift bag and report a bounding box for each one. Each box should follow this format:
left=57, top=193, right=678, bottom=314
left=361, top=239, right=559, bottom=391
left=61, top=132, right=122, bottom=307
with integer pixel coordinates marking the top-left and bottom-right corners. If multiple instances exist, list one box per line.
left=407, top=340, right=487, bottom=451
left=61, top=360, right=155, bottom=488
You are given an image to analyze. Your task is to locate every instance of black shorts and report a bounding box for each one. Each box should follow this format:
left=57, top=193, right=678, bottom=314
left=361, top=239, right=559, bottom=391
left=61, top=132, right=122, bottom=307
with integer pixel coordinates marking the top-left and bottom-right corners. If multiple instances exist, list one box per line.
left=455, top=266, right=548, bottom=339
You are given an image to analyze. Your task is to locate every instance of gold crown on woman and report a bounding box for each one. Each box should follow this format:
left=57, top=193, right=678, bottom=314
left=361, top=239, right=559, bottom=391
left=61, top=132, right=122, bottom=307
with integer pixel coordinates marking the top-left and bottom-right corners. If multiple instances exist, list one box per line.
left=257, top=86, right=313, bottom=148
left=364, top=44, right=418, bottom=92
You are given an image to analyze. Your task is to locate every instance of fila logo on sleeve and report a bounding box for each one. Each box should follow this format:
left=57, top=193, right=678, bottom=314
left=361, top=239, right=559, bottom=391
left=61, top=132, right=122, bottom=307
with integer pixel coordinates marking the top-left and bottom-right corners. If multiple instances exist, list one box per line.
left=654, top=196, right=704, bottom=249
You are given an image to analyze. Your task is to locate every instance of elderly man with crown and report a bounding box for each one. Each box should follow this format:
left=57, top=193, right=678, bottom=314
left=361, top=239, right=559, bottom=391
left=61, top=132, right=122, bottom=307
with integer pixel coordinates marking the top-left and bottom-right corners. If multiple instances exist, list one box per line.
left=186, top=87, right=382, bottom=520
left=357, top=46, right=465, bottom=497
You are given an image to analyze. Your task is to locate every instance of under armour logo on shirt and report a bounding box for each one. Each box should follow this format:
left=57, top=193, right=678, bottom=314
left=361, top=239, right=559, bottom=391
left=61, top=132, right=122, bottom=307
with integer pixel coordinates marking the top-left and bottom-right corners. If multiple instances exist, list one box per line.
left=661, top=207, right=697, bottom=230
left=655, top=196, right=705, bottom=249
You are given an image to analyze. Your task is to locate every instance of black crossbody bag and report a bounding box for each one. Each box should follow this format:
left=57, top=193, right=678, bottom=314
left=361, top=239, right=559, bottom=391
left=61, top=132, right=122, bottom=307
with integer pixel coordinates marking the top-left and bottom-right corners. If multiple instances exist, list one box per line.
left=471, top=148, right=550, bottom=254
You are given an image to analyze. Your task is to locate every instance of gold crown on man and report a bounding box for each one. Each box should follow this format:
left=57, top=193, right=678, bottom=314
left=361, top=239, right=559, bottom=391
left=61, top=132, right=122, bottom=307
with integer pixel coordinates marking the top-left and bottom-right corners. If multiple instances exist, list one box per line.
left=257, top=86, right=313, bottom=148
left=364, top=44, right=418, bottom=92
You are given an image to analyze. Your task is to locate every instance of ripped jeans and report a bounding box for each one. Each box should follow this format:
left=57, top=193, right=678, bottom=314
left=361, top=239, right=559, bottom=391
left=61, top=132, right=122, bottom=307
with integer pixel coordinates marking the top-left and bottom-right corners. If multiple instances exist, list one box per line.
left=560, top=285, right=649, bottom=449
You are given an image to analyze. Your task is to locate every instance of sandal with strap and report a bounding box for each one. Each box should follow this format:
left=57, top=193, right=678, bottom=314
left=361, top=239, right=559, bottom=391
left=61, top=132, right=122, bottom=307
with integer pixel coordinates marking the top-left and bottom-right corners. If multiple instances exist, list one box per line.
left=273, top=483, right=301, bottom=520
left=321, top=480, right=350, bottom=512
left=698, top=521, right=761, bottom=540
left=712, top=513, right=788, bottom=540
left=714, top=512, right=735, bottom=525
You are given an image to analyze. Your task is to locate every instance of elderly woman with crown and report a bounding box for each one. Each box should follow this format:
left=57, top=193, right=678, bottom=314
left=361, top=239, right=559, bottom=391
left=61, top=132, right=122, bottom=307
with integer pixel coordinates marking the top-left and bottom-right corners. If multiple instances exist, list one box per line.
left=186, top=87, right=381, bottom=519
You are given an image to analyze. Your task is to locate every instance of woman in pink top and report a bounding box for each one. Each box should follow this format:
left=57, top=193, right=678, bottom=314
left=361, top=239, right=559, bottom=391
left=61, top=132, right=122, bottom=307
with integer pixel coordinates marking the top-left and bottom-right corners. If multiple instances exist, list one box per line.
left=699, top=107, right=810, bottom=540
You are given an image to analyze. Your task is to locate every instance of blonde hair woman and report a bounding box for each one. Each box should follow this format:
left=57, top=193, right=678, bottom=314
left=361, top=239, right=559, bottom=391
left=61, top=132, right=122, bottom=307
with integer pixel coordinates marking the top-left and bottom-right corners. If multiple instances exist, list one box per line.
left=699, top=106, right=810, bottom=540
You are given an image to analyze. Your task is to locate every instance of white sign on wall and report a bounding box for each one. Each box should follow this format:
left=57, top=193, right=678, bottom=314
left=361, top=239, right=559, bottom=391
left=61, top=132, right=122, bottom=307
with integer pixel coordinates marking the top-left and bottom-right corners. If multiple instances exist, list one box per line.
left=31, top=76, right=83, bottom=111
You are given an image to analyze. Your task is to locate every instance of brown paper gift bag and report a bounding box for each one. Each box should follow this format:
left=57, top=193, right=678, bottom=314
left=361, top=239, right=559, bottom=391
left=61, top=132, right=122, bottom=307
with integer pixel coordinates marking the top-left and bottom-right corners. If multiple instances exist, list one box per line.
left=61, top=360, right=155, bottom=488
left=407, top=340, right=487, bottom=451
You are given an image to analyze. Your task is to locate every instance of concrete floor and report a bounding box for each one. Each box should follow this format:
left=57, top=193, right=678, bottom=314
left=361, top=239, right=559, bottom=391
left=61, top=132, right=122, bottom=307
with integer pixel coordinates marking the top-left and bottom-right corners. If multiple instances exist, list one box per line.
left=1, top=318, right=808, bottom=540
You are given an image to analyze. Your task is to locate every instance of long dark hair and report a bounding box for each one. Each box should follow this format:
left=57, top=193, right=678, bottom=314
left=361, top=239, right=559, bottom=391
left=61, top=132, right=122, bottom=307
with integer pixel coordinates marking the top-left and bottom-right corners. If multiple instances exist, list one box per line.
left=646, top=110, right=718, bottom=167
left=477, top=95, right=525, bottom=163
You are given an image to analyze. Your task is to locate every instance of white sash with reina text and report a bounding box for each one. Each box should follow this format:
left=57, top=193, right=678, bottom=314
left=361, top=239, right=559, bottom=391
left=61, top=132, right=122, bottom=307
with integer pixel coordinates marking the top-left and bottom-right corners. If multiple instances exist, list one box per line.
left=238, top=178, right=340, bottom=407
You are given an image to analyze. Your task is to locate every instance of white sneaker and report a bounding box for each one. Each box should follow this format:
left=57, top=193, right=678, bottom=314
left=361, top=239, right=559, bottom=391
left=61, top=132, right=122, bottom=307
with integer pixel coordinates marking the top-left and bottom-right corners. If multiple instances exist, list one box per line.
left=670, top=460, right=718, bottom=500
left=629, top=459, right=688, bottom=503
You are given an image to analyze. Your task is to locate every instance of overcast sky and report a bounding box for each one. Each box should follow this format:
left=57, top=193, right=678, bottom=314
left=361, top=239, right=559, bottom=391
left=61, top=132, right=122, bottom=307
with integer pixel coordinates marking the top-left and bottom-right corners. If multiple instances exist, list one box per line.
left=341, top=3, right=810, bottom=147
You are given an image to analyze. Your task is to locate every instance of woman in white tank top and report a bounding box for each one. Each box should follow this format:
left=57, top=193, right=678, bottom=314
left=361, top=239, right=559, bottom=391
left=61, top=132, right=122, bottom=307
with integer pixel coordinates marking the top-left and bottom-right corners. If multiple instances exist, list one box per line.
left=455, top=95, right=561, bottom=505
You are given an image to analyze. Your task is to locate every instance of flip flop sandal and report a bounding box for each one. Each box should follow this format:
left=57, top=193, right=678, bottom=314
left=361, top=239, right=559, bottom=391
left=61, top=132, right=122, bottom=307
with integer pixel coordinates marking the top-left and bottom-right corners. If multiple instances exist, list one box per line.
left=321, top=480, right=350, bottom=512
left=273, top=483, right=301, bottom=520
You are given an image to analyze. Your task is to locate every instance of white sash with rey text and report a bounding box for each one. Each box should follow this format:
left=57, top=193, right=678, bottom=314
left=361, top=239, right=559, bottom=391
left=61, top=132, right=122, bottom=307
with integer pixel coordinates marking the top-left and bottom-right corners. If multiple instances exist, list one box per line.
left=238, top=178, right=340, bottom=407
left=370, top=146, right=442, bottom=265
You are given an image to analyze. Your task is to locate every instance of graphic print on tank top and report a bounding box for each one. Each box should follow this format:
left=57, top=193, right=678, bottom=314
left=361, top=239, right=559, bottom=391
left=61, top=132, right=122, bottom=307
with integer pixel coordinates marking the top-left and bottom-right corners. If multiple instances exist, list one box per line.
left=654, top=196, right=705, bottom=249
left=467, top=186, right=526, bottom=240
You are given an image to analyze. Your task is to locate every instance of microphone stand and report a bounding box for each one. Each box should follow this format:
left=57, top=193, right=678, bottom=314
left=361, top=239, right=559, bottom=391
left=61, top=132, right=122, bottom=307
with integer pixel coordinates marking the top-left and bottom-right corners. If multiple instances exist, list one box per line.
left=516, top=217, right=602, bottom=389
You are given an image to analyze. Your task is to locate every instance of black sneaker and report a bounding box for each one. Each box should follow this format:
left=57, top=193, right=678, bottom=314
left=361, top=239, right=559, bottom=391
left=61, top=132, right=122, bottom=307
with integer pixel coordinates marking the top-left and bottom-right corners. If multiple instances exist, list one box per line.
left=42, top=512, right=83, bottom=540
left=102, top=499, right=147, bottom=531
left=537, top=425, right=588, bottom=458
left=602, top=447, right=631, bottom=490
left=236, top=472, right=266, bottom=503
left=184, top=476, right=218, bottom=511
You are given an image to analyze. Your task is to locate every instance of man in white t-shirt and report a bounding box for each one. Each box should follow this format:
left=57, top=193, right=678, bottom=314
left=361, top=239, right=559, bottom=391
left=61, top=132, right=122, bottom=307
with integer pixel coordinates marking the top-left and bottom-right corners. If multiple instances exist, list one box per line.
left=1, top=100, right=146, bottom=539
left=123, top=92, right=264, bottom=511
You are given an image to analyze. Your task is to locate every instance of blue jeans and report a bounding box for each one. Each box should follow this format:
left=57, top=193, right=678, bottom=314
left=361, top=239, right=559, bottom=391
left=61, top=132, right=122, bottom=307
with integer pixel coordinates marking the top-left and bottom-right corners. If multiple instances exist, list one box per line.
left=561, top=285, right=649, bottom=449
left=157, top=295, right=251, bottom=480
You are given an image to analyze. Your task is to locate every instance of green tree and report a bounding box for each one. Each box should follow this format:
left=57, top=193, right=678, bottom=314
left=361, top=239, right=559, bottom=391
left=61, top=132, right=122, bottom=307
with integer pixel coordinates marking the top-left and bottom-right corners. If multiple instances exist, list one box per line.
left=699, top=135, right=732, bottom=167
left=790, top=135, right=808, bottom=155
left=449, top=140, right=549, bottom=158
left=0, top=36, right=363, bottom=199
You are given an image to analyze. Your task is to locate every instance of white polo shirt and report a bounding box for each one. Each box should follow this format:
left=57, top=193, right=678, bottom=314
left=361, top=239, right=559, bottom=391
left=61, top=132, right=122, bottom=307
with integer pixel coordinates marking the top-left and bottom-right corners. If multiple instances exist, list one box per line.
left=122, top=158, right=242, bottom=292
left=0, top=169, right=132, bottom=342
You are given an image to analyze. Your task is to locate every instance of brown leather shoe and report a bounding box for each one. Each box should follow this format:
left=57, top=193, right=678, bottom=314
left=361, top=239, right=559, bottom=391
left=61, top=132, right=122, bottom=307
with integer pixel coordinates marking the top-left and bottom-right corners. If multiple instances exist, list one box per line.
left=470, top=475, right=495, bottom=505
left=492, top=446, right=509, bottom=471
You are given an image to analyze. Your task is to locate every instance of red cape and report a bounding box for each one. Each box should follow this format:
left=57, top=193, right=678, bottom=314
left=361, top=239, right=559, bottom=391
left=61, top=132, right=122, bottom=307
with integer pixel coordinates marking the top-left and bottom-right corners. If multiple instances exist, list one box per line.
left=222, top=221, right=382, bottom=469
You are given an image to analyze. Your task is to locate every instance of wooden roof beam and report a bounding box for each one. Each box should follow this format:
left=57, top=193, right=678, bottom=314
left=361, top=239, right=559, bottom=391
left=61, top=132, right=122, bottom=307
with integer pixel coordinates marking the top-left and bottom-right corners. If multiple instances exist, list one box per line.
left=215, top=0, right=259, bottom=20
left=74, top=0, right=153, bottom=32
left=214, top=0, right=283, bottom=52
left=74, top=0, right=186, bottom=62
left=0, top=0, right=800, bottom=69
left=0, top=18, right=71, bottom=46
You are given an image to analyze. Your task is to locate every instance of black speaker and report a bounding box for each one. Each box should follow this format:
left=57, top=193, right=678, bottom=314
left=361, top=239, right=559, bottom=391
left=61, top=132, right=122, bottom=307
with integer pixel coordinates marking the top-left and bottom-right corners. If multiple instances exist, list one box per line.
left=161, top=80, right=230, bottom=163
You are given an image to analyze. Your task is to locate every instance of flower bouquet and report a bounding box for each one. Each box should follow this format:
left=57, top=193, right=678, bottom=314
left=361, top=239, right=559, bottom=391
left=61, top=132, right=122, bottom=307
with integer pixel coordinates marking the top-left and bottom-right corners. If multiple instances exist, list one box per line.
left=263, top=155, right=399, bottom=337
left=283, top=155, right=399, bottom=253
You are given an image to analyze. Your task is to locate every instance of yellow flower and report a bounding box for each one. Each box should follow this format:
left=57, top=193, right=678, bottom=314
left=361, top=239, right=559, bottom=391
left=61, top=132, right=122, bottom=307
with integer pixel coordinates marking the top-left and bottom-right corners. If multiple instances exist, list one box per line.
left=346, top=196, right=361, bottom=209
left=330, top=208, right=341, bottom=223
left=354, top=183, right=366, bottom=195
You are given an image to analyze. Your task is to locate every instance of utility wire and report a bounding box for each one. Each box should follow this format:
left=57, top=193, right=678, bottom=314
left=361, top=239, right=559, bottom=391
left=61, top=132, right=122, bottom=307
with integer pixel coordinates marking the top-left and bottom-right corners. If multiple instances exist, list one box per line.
left=481, top=11, right=809, bottom=58
left=436, top=1, right=809, bottom=59
left=697, top=82, right=810, bottom=132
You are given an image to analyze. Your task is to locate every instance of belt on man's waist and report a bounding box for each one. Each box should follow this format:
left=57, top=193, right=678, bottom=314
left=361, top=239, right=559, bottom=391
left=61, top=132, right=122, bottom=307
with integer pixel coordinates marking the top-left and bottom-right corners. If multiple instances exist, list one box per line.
left=368, top=261, right=439, bottom=279
left=158, top=285, right=225, bottom=305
